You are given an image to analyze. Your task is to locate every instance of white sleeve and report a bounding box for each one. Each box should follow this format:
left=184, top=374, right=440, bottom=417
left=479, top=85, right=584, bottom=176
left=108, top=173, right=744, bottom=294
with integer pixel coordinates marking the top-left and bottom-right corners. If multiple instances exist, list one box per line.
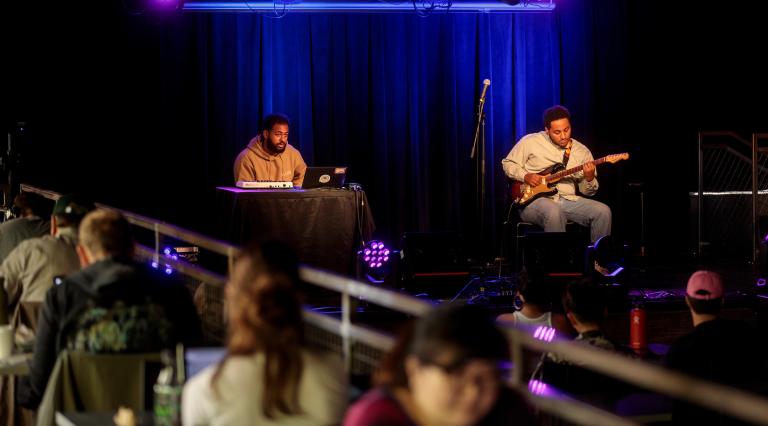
left=182, top=372, right=214, bottom=426
left=501, top=137, right=531, bottom=182
left=576, top=148, right=599, bottom=196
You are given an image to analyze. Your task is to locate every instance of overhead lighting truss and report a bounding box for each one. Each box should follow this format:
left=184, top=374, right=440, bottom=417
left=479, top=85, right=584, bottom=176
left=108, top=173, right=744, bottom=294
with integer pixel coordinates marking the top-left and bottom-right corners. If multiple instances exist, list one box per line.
left=182, top=0, right=555, bottom=13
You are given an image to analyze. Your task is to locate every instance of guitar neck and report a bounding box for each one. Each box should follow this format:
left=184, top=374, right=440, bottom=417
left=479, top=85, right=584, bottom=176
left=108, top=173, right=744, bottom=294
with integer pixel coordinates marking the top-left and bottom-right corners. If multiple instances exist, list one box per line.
left=550, top=156, right=608, bottom=180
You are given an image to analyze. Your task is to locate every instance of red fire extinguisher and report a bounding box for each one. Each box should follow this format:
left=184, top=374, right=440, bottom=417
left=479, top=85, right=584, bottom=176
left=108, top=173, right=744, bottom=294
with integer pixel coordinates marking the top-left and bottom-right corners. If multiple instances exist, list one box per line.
left=630, top=304, right=647, bottom=355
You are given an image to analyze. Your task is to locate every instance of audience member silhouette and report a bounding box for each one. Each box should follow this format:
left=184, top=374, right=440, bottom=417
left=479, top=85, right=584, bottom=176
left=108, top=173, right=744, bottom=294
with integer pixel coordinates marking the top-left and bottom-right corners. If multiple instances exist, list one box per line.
left=538, top=280, right=626, bottom=407
left=0, top=192, right=51, bottom=263
left=183, top=242, right=347, bottom=426
left=17, top=209, right=201, bottom=409
left=0, top=194, right=93, bottom=345
left=497, top=271, right=573, bottom=335
left=345, top=304, right=535, bottom=426
left=665, top=270, right=768, bottom=425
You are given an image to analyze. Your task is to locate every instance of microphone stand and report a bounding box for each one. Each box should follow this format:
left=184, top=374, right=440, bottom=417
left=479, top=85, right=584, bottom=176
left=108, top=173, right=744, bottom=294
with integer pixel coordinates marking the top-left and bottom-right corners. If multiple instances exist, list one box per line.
left=470, top=95, right=488, bottom=259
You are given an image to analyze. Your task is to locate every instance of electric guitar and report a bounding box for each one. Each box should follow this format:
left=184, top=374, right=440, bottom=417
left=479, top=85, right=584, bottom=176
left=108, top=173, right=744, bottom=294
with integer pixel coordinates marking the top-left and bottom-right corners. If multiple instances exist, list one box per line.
left=511, top=153, right=629, bottom=207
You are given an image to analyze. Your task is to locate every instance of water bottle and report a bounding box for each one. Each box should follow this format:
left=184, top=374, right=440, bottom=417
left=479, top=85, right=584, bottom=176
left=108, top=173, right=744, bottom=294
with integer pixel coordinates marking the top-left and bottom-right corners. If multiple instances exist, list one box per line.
left=154, top=344, right=185, bottom=426
left=629, top=304, right=647, bottom=356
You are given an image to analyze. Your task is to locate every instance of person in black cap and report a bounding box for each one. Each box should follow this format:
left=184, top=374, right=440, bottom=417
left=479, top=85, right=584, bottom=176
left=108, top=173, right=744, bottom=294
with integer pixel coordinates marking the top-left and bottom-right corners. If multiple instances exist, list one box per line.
left=0, top=194, right=93, bottom=339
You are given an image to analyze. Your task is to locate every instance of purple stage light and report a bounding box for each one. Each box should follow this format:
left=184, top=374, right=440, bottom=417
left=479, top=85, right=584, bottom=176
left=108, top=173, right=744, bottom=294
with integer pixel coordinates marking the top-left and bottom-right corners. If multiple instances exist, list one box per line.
left=758, top=278, right=767, bottom=287
left=164, top=267, right=173, bottom=275
left=534, top=326, right=556, bottom=342
left=163, top=247, right=172, bottom=255
left=545, top=328, right=556, bottom=342
left=149, top=0, right=180, bottom=9
left=528, top=380, right=548, bottom=395
left=361, top=240, right=393, bottom=270
left=151, top=261, right=159, bottom=269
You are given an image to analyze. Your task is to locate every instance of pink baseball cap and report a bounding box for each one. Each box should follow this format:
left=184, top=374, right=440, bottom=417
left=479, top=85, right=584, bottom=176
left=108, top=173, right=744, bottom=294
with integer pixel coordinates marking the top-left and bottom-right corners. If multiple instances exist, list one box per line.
left=686, top=270, right=724, bottom=300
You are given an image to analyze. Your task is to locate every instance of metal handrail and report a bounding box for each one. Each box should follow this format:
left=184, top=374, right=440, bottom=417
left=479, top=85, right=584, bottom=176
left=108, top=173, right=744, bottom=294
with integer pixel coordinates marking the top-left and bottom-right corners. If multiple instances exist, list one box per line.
left=19, top=183, right=768, bottom=425
left=511, top=329, right=768, bottom=425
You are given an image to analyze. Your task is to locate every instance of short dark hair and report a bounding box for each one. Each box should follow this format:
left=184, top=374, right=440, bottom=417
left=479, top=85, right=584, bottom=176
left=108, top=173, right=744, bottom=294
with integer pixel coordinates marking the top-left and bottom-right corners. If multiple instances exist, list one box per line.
left=13, top=192, right=51, bottom=217
left=374, top=304, right=509, bottom=387
left=543, top=105, right=571, bottom=129
left=409, top=305, right=508, bottom=372
left=79, top=210, right=134, bottom=259
left=562, top=280, right=606, bottom=325
left=516, top=271, right=551, bottom=307
left=261, top=113, right=290, bottom=133
left=687, top=296, right=723, bottom=315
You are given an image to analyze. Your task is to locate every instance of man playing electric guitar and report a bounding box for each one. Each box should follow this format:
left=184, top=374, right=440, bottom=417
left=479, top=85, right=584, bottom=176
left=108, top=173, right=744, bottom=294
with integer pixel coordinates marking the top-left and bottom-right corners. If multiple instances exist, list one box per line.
left=501, top=105, right=612, bottom=243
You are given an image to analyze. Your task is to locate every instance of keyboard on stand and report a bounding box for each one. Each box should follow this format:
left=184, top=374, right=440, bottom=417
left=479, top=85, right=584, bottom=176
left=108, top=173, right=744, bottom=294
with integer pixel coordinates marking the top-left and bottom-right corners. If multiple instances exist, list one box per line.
left=236, top=181, right=293, bottom=189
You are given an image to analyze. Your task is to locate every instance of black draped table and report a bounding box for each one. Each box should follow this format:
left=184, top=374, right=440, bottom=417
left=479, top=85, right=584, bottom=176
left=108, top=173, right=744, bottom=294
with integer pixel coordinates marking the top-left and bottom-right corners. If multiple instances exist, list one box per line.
left=216, top=187, right=375, bottom=275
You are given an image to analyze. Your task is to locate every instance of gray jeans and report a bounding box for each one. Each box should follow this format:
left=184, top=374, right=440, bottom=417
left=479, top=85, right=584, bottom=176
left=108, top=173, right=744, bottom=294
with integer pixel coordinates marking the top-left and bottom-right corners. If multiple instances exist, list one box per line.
left=519, top=196, right=611, bottom=243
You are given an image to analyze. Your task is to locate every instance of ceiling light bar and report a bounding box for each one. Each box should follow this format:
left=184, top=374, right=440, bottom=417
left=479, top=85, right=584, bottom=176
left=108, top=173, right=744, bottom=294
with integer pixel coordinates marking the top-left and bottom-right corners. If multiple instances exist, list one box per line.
left=182, top=1, right=555, bottom=13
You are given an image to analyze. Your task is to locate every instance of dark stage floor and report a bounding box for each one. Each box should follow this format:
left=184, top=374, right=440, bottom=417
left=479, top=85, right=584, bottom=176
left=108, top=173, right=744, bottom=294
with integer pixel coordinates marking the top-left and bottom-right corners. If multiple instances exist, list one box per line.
left=338, top=252, right=765, bottom=349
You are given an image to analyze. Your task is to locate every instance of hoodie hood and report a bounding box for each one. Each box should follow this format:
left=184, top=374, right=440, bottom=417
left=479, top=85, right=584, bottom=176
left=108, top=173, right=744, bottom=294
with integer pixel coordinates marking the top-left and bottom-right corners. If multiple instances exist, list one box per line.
left=247, top=135, right=275, bottom=161
left=66, top=257, right=146, bottom=299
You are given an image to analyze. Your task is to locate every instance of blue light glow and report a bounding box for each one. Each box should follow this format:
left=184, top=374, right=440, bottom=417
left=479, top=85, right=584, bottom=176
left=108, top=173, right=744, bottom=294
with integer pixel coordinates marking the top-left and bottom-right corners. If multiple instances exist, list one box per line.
left=182, top=1, right=555, bottom=13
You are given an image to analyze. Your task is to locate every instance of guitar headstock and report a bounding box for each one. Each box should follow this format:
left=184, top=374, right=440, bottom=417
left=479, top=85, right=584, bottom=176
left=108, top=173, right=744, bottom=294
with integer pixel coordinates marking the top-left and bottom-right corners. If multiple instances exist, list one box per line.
left=605, top=153, right=629, bottom=163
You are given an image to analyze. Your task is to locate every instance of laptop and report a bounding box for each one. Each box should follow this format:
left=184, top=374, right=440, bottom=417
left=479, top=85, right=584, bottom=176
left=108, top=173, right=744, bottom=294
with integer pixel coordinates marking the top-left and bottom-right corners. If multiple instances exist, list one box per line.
left=301, top=166, right=347, bottom=189
left=185, top=347, right=227, bottom=379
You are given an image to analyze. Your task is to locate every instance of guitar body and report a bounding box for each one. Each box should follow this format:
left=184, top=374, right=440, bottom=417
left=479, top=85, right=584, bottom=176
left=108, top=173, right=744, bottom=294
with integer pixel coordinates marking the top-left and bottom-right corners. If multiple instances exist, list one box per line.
left=509, top=152, right=629, bottom=208
left=511, top=163, right=564, bottom=207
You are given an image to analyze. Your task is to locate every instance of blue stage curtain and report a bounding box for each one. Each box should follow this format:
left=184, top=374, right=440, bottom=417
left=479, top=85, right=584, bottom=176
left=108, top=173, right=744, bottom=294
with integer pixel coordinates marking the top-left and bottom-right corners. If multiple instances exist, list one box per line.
left=163, top=12, right=563, bottom=244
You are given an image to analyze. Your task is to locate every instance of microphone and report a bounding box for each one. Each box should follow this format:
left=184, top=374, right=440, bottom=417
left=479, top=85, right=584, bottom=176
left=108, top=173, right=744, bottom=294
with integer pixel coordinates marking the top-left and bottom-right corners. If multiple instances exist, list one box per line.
left=479, top=79, right=491, bottom=103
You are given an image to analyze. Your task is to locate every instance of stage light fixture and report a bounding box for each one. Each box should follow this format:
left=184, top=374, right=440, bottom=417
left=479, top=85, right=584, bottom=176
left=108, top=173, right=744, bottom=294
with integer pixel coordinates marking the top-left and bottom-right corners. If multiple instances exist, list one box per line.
left=121, top=0, right=183, bottom=14
left=362, top=240, right=391, bottom=269
left=528, top=379, right=549, bottom=395
left=182, top=0, right=556, bottom=13
left=358, top=240, right=396, bottom=284
left=591, top=235, right=625, bottom=279
left=150, top=246, right=181, bottom=275
left=533, top=325, right=556, bottom=342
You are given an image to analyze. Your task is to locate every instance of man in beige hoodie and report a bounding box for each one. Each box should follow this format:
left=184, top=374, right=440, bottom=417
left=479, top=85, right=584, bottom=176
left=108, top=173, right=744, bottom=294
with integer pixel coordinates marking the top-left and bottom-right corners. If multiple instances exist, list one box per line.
left=234, top=113, right=307, bottom=186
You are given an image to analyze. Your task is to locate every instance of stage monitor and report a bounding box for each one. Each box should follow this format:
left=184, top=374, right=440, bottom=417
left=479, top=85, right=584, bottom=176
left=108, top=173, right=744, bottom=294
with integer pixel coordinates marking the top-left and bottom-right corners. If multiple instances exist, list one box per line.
left=520, top=231, right=588, bottom=278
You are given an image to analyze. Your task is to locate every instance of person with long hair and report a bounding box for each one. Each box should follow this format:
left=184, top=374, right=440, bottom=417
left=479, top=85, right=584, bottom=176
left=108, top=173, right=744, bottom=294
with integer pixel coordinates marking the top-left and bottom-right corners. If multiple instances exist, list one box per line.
left=344, top=304, right=535, bottom=426
left=182, top=243, right=347, bottom=425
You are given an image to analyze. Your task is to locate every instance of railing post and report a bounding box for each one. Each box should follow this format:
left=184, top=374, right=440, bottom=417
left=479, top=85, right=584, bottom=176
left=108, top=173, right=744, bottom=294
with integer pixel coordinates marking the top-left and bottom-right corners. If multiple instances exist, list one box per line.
left=341, top=289, right=352, bottom=375
left=753, top=133, right=759, bottom=272
left=153, top=223, right=160, bottom=265
left=226, top=246, right=235, bottom=278
left=697, top=131, right=703, bottom=259
left=511, top=334, right=523, bottom=386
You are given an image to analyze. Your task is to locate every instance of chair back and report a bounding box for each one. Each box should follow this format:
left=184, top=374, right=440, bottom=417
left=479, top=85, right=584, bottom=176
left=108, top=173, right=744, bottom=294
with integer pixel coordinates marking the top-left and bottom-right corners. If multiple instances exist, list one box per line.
left=35, top=351, right=162, bottom=426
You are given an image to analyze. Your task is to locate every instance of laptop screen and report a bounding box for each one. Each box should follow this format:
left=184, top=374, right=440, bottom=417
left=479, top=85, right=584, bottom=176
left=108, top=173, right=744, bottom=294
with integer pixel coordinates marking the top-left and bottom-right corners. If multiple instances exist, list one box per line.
left=185, top=347, right=227, bottom=379
left=301, top=167, right=347, bottom=189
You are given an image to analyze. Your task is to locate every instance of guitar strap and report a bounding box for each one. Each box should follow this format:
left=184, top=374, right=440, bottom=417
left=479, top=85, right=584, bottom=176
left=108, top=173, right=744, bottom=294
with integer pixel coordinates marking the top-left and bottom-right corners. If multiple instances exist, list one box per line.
left=561, top=141, right=572, bottom=166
